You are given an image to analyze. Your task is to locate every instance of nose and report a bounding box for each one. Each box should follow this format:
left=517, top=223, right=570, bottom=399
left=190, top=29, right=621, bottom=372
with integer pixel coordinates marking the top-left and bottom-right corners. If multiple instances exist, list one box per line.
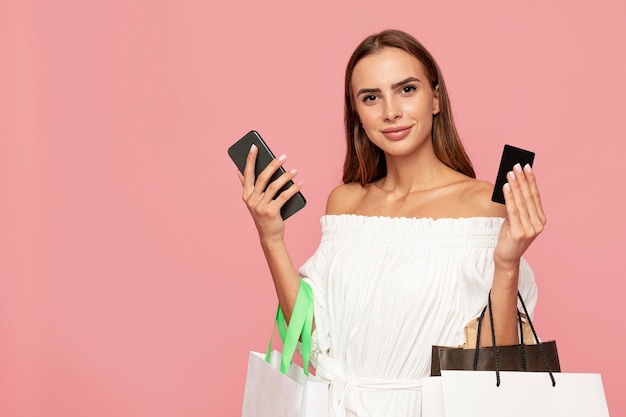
left=383, top=97, right=402, bottom=121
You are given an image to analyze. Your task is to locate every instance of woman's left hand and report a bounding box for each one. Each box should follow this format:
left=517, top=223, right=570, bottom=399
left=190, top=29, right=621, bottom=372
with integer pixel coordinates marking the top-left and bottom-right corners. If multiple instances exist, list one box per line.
left=494, top=163, right=546, bottom=269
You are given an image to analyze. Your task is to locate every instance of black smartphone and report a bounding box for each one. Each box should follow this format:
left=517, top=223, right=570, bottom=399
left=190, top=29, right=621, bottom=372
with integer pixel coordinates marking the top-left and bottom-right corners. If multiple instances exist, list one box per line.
left=491, top=144, right=535, bottom=204
left=228, top=130, right=306, bottom=220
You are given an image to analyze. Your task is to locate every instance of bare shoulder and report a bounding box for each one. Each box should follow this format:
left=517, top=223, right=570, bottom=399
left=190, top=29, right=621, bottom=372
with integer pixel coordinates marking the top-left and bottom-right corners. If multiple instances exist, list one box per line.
left=325, top=182, right=366, bottom=215
left=460, top=179, right=507, bottom=218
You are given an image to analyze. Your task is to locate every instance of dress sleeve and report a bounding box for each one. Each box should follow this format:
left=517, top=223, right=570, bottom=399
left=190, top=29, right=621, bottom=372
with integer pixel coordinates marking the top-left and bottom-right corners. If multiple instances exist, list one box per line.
left=459, top=255, right=538, bottom=347
left=296, top=240, right=332, bottom=369
left=517, top=258, right=538, bottom=319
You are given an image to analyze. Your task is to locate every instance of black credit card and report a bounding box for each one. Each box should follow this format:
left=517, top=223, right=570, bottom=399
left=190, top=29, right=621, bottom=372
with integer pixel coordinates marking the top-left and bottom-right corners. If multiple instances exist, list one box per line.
left=491, top=144, right=535, bottom=204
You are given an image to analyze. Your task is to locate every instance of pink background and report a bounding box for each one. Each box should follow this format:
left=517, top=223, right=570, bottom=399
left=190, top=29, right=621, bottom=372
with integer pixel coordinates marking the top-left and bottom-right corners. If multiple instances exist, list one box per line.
left=1, top=0, right=624, bottom=416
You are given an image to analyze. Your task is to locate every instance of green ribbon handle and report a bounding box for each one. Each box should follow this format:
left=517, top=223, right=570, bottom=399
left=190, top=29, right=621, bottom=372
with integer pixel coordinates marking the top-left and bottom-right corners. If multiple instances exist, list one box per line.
left=264, top=281, right=314, bottom=376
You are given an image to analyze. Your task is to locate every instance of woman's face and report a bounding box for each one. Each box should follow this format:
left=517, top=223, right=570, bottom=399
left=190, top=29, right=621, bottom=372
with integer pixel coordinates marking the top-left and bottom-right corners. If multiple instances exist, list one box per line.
left=351, top=47, right=440, bottom=158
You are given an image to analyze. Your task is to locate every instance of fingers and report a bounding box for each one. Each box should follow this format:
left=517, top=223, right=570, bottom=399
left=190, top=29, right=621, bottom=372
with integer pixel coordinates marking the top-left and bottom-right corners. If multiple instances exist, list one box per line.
left=272, top=173, right=304, bottom=206
left=522, top=164, right=546, bottom=224
left=264, top=168, right=301, bottom=199
left=241, top=143, right=288, bottom=198
left=253, top=153, right=288, bottom=197
left=242, top=144, right=259, bottom=194
left=503, top=163, right=546, bottom=236
left=249, top=170, right=303, bottom=219
left=240, top=143, right=303, bottom=216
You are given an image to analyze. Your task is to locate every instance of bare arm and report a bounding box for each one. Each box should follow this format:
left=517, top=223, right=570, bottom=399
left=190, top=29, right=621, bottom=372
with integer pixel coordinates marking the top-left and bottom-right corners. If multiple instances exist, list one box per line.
left=480, top=163, right=546, bottom=346
left=239, top=144, right=303, bottom=322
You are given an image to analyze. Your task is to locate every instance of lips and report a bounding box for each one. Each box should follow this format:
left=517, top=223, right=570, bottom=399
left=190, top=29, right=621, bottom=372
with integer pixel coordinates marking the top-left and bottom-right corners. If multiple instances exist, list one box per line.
left=381, top=125, right=412, bottom=140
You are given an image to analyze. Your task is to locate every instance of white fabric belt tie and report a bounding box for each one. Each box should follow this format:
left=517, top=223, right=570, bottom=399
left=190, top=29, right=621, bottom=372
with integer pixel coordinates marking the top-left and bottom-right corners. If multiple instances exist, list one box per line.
left=317, top=355, right=422, bottom=417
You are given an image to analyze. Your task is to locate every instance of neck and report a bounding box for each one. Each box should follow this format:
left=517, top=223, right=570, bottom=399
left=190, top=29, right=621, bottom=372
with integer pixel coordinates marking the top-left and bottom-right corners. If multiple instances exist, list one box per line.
left=378, top=147, right=455, bottom=195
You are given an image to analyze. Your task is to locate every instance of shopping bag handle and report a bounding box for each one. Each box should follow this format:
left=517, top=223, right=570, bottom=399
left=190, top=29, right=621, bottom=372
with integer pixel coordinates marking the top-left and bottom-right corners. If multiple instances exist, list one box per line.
left=474, top=291, right=556, bottom=387
left=265, top=280, right=314, bottom=376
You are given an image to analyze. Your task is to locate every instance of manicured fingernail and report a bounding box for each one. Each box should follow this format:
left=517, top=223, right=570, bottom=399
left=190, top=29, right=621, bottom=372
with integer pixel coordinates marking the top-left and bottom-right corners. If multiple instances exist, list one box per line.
left=524, top=163, right=532, bottom=173
left=296, top=180, right=304, bottom=187
left=507, top=171, right=516, bottom=181
left=289, top=168, right=298, bottom=174
left=513, top=163, right=522, bottom=173
left=278, top=154, right=287, bottom=162
left=249, top=144, right=257, bottom=152
left=503, top=182, right=511, bottom=192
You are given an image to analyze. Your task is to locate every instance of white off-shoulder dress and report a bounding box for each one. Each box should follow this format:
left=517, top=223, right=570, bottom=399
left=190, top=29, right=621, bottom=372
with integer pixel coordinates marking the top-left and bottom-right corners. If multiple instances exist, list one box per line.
left=299, top=215, right=537, bottom=417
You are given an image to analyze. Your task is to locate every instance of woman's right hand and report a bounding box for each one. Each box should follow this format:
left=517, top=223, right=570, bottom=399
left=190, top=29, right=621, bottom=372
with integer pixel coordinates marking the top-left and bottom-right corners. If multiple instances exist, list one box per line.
left=239, top=144, right=303, bottom=244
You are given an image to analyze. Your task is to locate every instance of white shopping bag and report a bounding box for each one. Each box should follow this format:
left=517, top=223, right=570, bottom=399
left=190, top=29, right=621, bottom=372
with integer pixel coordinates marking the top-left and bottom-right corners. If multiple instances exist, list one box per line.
left=241, top=281, right=328, bottom=417
left=241, top=350, right=329, bottom=417
left=422, top=376, right=445, bottom=417
left=422, top=371, right=609, bottom=417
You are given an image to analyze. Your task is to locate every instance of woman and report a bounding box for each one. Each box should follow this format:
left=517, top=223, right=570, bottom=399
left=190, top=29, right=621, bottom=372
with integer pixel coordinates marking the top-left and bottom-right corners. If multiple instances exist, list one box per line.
left=239, top=29, right=545, bottom=417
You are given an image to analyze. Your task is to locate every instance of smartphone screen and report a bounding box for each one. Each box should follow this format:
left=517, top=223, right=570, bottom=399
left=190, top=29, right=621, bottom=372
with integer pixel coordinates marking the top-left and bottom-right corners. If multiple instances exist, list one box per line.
left=228, top=130, right=306, bottom=220
left=491, top=144, right=535, bottom=204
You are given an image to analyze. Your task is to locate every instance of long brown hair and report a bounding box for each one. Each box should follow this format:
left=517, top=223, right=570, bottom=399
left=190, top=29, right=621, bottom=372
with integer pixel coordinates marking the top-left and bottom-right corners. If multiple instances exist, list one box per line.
left=343, top=29, right=475, bottom=185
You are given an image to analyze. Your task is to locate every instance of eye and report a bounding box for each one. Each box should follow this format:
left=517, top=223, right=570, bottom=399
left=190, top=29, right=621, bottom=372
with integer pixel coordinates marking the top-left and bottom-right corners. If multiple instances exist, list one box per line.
left=362, top=94, right=378, bottom=103
left=400, top=85, right=417, bottom=94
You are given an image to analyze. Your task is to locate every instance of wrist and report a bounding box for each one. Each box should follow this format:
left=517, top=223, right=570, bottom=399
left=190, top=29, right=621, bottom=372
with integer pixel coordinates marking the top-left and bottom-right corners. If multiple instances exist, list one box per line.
left=492, top=260, right=520, bottom=290
left=259, top=235, right=286, bottom=251
left=493, top=255, right=521, bottom=272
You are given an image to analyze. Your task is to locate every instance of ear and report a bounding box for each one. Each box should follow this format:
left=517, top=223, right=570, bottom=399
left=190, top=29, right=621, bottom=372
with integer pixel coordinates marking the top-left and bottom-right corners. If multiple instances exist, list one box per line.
left=432, top=85, right=440, bottom=115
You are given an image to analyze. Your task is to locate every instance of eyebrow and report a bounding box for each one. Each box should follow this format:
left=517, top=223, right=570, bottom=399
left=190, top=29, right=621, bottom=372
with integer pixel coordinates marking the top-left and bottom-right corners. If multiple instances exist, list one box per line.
left=356, top=77, right=421, bottom=96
